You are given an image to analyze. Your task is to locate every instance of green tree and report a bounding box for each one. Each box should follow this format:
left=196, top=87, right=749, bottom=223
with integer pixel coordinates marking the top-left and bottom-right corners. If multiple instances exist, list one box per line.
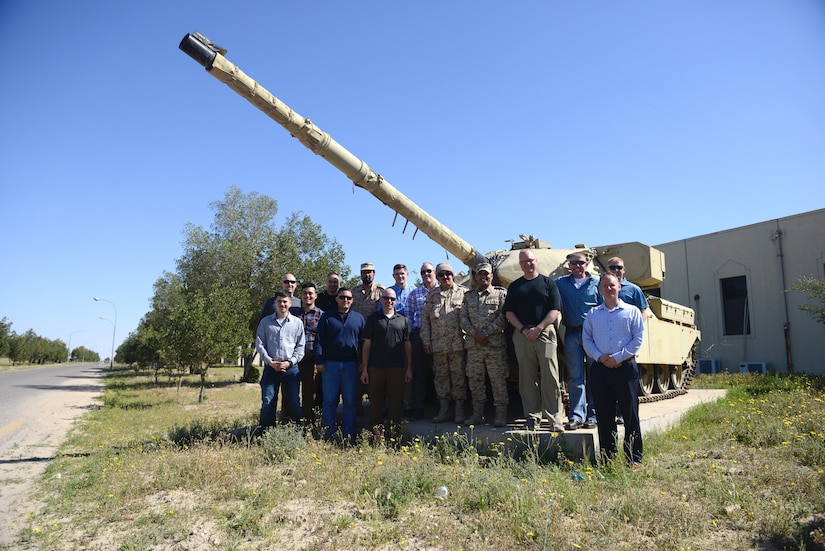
left=174, top=186, right=349, bottom=382
left=0, top=317, right=12, bottom=359
left=791, top=276, right=825, bottom=325
left=71, top=346, right=99, bottom=362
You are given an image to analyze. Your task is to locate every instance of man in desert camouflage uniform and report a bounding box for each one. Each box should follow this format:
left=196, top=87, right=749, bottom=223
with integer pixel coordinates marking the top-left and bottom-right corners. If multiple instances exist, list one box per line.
left=351, top=262, right=384, bottom=411
left=460, top=262, right=509, bottom=427
left=351, top=262, right=384, bottom=319
left=420, top=262, right=467, bottom=423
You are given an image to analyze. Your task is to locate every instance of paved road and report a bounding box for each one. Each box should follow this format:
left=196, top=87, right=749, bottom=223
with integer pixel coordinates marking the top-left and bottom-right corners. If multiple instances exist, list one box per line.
left=0, top=362, right=104, bottom=546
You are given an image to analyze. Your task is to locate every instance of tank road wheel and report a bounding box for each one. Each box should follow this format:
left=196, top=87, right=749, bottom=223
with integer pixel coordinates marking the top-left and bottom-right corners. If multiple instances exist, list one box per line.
left=670, top=363, right=685, bottom=390
left=639, top=364, right=655, bottom=396
left=654, top=365, right=671, bottom=393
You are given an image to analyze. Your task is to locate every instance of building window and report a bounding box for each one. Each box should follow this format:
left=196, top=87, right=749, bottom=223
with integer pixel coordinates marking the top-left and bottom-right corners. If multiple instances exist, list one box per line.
left=720, top=276, right=751, bottom=335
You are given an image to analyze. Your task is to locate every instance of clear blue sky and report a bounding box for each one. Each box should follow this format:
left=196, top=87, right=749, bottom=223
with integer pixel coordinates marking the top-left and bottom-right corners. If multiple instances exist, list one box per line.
left=2, top=1, right=823, bottom=358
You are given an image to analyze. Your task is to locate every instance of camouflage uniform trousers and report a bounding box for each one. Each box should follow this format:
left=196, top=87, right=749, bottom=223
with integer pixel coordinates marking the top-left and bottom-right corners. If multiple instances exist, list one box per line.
left=466, top=346, right=509, bottom=408
left=432, top=350, right=467, bottom=401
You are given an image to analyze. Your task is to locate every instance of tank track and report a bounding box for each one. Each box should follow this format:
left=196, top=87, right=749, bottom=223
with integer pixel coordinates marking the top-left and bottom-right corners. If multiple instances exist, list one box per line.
left=639, top=388, right=687, bottom=403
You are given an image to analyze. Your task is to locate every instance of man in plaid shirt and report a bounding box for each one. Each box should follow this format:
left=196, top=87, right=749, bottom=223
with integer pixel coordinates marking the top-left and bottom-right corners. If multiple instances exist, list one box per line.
left=403, top=262, right=438, bottom=419
left=291, top=282, right=324, bottom=421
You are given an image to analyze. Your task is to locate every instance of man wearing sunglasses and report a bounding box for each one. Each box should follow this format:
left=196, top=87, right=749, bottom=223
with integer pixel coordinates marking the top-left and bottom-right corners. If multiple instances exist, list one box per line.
left=555, top=251, right=602, bottom=431
left=606, top=257, right=649, bottom=318
left=259, top=273, right=301, bottom=320
left=315, top=288, right=366, bottom=443
left=403, top=262, right=438, bottom=419
left=420, top=262, right=468, bottom=423
left=360, top=288, right=413, bottom=439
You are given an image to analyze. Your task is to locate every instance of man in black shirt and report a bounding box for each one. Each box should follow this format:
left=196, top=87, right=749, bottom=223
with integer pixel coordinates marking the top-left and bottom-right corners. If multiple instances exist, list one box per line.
left=360, top=288, right=413, bottom=439
left=503, top=250, right=565, bottom=432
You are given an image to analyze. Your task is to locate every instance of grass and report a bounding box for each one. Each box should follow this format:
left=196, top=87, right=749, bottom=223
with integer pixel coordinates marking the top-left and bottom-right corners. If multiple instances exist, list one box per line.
left=14, top=368, right=825, bottom=550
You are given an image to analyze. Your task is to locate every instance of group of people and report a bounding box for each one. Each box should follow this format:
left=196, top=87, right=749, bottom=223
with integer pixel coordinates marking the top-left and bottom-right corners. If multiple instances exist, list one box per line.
left=555, top=251, right=648, bottom=466
left=254, top=253, right=648, bottom=465
left=255, top=264, right=422, bottom=443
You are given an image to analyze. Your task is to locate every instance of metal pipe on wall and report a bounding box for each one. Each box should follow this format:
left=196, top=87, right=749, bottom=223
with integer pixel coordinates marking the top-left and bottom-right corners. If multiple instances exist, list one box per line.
left=772, top=225, right=793, bottom=372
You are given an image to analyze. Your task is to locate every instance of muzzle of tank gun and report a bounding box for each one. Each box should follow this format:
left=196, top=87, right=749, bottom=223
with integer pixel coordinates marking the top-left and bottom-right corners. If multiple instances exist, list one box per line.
left=179, top=32, right=226, bottom=70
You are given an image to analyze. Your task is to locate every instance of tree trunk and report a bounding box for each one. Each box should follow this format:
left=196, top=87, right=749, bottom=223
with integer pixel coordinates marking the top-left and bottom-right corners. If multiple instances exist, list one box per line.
left=242, top=351, right=258, bottom=382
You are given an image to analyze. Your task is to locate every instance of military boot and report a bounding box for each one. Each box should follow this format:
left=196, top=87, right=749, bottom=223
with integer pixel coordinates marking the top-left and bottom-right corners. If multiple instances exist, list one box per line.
left=464, top=400, right=486, bottom=425
left=453, top=400, right=466, bottom=424
left=493, top=407, right=508, bottom=427
left=432, top=400, right=451, bottom=423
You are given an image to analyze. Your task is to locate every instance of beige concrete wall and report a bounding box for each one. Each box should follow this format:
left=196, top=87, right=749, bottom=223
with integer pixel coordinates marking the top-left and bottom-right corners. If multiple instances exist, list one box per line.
left=657, top=209, right=825, bottom=375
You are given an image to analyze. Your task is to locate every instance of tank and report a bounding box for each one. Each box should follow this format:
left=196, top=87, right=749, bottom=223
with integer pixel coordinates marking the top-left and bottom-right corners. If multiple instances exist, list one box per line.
left=179, top=32, right=700, bottom=400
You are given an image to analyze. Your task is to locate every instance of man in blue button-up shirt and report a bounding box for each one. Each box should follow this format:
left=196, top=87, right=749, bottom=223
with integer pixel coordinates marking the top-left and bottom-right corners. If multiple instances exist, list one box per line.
left=256, top=290, right=306, bottom=430
left=583, top=273, right=645, bottom=466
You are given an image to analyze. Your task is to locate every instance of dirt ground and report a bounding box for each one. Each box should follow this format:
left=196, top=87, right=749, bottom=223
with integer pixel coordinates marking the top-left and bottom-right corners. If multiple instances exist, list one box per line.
left=0, top=365, right=104, bottom=546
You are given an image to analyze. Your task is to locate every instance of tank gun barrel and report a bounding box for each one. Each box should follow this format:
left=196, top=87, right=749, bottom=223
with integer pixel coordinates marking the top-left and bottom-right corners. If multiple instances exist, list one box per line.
left=179, top=32, right=487, bottom=270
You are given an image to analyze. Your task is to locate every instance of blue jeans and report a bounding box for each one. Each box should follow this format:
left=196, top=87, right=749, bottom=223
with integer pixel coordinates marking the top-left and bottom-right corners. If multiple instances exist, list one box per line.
left=321, top=360, right=358, bottom=440
left=564, top=329, right=596, bottom=422
left=259, top=364, right=302, bottom=428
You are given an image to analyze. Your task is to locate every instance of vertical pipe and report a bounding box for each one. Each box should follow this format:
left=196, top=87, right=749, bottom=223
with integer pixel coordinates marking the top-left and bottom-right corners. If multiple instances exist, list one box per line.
left=772, top=226, right=793, bottom=372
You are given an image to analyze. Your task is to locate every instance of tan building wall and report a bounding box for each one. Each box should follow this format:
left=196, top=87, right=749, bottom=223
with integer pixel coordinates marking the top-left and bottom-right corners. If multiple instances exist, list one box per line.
left=656, top=208, right=825, bottom=375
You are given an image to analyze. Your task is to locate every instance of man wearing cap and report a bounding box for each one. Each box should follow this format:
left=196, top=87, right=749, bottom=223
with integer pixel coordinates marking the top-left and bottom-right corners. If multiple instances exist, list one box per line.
left=420, top=262, right=468, bottom=423
left=351, top=263, right=384, bottom=412
left=460, top=262, right=509, bottom=426
left=555, top=251, right=602, bottom=430
left=503, top=249, right=565, bottom=432
left=351, top=263, right=385, bottom=319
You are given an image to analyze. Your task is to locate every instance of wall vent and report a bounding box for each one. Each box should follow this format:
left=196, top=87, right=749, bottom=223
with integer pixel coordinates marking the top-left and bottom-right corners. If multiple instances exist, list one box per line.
left=697, top=358, right=720, bottom=374
left=739, top=362, right=768, bottom=374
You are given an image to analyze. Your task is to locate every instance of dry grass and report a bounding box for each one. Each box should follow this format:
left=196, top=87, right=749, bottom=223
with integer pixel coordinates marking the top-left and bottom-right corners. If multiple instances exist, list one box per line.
left=13, top=368, right=825, bottom=550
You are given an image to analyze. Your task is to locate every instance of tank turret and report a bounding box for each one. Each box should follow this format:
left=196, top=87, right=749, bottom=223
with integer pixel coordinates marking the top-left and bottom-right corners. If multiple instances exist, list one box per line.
left=179, top=32, right=700, bottom=398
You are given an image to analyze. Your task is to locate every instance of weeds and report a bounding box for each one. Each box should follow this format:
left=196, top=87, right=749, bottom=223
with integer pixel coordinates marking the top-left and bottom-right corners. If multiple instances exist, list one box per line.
left=19, top=368, right=825, bottom=550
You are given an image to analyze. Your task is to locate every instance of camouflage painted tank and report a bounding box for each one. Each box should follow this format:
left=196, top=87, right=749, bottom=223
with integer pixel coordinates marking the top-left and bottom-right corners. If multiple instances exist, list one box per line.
left=179, top=32, right=700, bottom=400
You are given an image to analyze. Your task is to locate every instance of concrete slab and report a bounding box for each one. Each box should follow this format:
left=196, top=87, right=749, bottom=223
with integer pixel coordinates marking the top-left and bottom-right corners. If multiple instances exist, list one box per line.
left=400, top=389, right=728, bottom=462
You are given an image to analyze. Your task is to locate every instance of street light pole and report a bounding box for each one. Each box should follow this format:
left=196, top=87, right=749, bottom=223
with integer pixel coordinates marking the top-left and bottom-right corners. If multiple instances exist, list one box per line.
left=99, top=317, right=115, bottom=368
left=94, top=297, right=117, bottom=370
left=67, top=330, right=82, bottom=363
